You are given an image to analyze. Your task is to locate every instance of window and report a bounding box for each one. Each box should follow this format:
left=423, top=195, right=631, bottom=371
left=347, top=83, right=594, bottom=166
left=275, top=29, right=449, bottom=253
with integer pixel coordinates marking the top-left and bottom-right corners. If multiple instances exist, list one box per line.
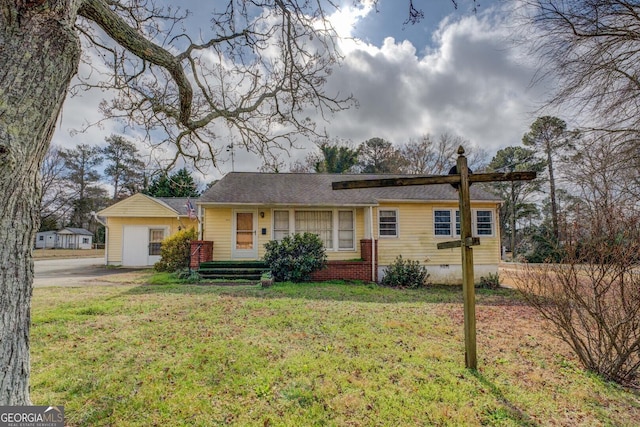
left=39, top=236, right=44, bottom=241
left=295, top=211, right=333, bottom=249
left=475, top=210, right=494, bottom=236
left=434, top=209, right=494, bottom=237
left=149, top=229, right=165, bottom=256
left=379, top=210, right=398, bottom=237
left=273, top=210, right=289, bottom=241
left=338, top=210, right=354, bottom=249
left=276, top=209, right=356, bottom=251
left=82, top=237, right=89, bottom=244
left=434, top=209, right=461, bottom=237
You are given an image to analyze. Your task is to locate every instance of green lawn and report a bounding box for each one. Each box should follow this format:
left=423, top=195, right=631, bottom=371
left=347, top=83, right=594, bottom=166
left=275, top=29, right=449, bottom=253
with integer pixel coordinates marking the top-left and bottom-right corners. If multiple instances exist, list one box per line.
left=30, top=282, right=640, bottom=426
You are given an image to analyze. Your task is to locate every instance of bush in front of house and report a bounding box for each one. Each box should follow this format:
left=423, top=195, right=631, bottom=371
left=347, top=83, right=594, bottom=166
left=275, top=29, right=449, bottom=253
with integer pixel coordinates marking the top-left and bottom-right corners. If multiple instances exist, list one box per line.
left=381, top=255, right=430, bottom=289
left=263, top=232, right=327, bottom=282
left=154, top=227, right=198, bottom=272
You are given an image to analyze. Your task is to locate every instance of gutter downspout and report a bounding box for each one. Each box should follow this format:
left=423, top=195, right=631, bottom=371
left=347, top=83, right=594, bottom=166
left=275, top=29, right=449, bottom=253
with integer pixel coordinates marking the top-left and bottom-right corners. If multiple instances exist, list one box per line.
left=198, top=204, right=203, bottom=240
left=370, top=206, right=375, bottom=282
left=91, top=212, right=108, bottom=265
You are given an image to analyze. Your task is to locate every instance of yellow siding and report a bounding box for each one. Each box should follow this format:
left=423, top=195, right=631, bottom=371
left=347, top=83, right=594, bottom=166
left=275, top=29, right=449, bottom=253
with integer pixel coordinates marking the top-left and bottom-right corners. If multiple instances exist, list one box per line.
left=105, top=217, right=185, bottom=264
left=202, top=206, right=366, bottom=261
left=203, top=207, right=233, bottom=260
left=375, top=202, right=501, bottom=267
left=99, top=193, right=177, bottom=217
left=200, top=203, right=500, bottom=269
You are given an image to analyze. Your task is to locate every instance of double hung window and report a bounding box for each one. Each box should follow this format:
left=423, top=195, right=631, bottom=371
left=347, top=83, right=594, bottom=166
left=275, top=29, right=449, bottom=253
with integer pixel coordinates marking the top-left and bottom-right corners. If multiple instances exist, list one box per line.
left=273, top=209, right=355, bottom=250
left=379, top=210, right=398, bottom=237
left=434, top=209, right=493, bottom=237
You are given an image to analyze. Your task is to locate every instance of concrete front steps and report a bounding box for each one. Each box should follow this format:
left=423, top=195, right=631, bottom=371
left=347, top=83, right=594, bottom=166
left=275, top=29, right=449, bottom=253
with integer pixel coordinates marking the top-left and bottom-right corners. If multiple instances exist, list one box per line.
left=197, top=260, right=269, bottom=281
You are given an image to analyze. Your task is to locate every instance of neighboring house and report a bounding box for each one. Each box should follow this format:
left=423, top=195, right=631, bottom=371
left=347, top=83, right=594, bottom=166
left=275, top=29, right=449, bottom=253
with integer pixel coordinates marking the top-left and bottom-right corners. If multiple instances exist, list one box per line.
left=34, top=230, right=58, bottom=249
left=97, top=193, right=199, bottom=266
left=57, top=227, right=93, bottom=249
left=34, top=228, right=93, bottom=249
left=198, top=172, right=502, bottom=284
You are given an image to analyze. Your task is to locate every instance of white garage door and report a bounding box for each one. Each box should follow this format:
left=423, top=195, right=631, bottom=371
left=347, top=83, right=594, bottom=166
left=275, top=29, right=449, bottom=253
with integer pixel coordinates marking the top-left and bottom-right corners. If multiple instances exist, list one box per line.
left=122, top=226, right=167, bottom=267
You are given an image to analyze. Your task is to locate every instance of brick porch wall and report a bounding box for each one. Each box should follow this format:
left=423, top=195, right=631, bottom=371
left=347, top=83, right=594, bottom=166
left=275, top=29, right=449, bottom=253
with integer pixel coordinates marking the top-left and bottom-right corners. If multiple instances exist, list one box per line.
left=190, top=241, right=213, bottom=269
left=310, top=239, right=378, bottom=282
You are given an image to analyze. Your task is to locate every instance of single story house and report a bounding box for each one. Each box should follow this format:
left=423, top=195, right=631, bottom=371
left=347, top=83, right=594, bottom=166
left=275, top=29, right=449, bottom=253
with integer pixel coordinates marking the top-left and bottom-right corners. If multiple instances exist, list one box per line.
left=97, top=193, right=199, bottom=266
left=34, top=230, right=58, bottom=249
left=34, top=227, right=93, bottom=249
left=197, top=172, right=502, bottom=284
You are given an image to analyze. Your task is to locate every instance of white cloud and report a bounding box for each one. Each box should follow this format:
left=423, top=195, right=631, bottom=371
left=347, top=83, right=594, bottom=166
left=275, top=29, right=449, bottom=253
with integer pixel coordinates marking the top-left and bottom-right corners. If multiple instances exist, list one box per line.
left=319, top=9, right=545, bottom=155
left=52, top=3, right=547, bottom=179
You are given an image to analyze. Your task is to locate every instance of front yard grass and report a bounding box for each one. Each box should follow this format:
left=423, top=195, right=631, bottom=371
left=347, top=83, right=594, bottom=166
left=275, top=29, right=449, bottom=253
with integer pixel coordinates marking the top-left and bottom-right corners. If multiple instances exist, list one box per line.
left=30, top=281, right=640, bottom=426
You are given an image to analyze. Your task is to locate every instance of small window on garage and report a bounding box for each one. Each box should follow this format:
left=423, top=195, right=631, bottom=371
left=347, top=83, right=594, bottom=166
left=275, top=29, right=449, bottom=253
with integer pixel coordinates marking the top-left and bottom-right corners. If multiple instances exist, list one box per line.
left=149, top=229, right=165, bottom=256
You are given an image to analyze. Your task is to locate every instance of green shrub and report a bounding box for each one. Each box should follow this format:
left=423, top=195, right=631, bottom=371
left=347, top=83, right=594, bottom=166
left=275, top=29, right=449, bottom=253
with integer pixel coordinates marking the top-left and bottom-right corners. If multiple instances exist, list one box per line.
left=154, top=228, right=198, bottom=272
left=381, top=255, right=430, bottom=288
left=477, top=272, right=500, bottom=290
left=263, top=233, right=327, bottom=282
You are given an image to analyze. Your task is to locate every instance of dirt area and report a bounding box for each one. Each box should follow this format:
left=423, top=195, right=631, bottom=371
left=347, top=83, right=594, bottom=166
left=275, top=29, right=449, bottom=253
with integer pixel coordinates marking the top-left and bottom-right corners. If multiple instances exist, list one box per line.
left=33, top=248, right=105, bottom=259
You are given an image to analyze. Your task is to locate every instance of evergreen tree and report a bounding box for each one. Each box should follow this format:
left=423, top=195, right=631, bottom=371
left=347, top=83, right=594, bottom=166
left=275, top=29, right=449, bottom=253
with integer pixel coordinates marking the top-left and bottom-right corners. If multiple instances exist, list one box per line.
left=487, top=146, right=545, bottom=259
left=102, top=135, right=145, bottom=200
left=144, top=168, right=200, bottom=197
left=59, top=144, right=108, bottom=229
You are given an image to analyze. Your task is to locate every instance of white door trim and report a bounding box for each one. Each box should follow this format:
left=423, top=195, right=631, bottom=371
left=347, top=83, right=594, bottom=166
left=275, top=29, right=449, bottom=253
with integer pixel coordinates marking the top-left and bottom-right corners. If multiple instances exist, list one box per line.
left=232, top=210, right=258, bottom=259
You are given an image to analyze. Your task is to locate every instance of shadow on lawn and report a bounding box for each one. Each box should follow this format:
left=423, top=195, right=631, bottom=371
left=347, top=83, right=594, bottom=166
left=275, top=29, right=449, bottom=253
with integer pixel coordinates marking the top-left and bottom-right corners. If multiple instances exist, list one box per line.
left=471, top=370, right=540, bottom=426
left=123, top=281, right=527, bottom=306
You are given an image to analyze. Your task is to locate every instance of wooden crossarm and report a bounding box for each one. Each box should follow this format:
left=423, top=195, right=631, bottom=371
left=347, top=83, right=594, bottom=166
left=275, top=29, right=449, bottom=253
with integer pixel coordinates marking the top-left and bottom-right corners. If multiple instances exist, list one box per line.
left=332, top=171, right=536, bottom=190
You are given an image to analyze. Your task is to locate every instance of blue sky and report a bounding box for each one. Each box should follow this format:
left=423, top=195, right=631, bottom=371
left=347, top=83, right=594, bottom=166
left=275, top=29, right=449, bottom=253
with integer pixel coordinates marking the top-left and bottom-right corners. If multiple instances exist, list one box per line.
left=52, top=0, right=548, bottom=180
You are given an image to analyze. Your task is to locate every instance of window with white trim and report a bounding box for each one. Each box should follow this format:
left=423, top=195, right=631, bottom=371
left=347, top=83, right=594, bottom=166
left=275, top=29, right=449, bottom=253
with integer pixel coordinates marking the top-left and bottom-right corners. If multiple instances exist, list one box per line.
left=434, top=209, right=494, bottom=237
left=273, top=209, right=356, bottom=250
left=295, top=211, right=333, bottom=249
left=338, top=210, right=354, bottom=249
left=273, top=210, right=289, bottom=241
left=379, top=209, right=398, bottom=237
left=149, top=229, right=165, bottom=256
left=475, top=210, right=494, bottom=236
left=434, top=209, right=460, bottom=237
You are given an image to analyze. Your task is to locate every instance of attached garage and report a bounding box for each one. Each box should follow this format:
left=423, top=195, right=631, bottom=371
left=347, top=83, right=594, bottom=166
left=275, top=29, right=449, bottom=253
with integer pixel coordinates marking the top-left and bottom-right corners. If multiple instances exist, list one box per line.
left=97, top=194, right=199, bottom=266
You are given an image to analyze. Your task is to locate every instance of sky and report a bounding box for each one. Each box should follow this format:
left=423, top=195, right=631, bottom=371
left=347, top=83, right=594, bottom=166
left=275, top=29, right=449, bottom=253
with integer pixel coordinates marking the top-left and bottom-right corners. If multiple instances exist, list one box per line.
left=51, top=0, right=550, bottom=183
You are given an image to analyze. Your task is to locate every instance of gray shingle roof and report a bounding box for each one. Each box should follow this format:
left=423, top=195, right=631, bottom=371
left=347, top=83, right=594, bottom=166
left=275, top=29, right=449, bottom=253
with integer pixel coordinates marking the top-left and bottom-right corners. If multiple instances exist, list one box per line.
left=59, top=227, right=93, bottom=235
left=156, top=197, right=199, bottom=214
left=199, top=172, right=501, bottom=206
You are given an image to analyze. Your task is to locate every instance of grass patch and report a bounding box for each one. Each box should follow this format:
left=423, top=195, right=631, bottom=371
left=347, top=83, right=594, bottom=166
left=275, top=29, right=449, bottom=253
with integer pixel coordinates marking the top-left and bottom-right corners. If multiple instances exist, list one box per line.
left=30, top=282, right=640, bottom=426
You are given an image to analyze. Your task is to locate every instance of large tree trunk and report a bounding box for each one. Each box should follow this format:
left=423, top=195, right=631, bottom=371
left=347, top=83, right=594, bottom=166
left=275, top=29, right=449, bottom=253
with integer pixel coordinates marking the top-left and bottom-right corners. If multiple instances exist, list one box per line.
left=0, top=2, right=80, bottom=405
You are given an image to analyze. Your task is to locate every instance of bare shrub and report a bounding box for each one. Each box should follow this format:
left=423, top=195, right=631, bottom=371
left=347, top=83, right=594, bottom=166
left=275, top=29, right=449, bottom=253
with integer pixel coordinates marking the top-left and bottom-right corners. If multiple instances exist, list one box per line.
left=514, top=210, right=640, bottom=386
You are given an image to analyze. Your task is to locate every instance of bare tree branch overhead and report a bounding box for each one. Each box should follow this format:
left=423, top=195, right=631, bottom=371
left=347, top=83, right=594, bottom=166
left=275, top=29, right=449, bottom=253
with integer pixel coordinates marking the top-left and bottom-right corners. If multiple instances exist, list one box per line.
left=0, top=0, right=352, bottom=405
left=522, top=0, right=640, bottom=143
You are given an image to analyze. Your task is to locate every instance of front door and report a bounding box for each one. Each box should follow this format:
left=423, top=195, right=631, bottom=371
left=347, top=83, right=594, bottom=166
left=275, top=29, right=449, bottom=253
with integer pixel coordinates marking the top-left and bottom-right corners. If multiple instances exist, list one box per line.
left=233, top=211, right=257, bottom=259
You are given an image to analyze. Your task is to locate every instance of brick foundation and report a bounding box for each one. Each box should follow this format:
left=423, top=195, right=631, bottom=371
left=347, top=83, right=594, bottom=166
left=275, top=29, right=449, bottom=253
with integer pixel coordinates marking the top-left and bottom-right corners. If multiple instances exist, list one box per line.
left=310, top=239, right=378, bottom=282
left=190, top=241, right=213, bottom=269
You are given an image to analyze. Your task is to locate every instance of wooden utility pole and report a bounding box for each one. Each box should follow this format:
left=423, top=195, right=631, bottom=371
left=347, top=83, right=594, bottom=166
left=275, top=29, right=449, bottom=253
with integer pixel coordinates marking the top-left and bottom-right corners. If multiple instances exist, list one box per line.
left=333, top=146, right=536, bottom=370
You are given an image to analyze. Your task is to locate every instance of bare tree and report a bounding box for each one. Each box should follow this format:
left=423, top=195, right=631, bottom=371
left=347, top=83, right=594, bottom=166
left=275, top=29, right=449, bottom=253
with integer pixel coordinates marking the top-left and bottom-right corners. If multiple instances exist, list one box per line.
left=565, top=133, right=640, bottom=217
left=357, top=137, right=407, bottom=173
left=400, top=133, right=488, bottom=175
left=514, top=207, right=640, bottom=386
left=522, top=0, right=640, bottom=143
left=40, top=146, right=72, bottom=228
left=0, top=0, right=348, bottom=405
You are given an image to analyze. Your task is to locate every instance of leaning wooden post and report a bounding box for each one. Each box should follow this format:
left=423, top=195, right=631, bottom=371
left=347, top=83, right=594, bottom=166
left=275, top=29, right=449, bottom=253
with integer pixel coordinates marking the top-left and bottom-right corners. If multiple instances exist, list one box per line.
left=457, top=147, right=477, bottom=370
